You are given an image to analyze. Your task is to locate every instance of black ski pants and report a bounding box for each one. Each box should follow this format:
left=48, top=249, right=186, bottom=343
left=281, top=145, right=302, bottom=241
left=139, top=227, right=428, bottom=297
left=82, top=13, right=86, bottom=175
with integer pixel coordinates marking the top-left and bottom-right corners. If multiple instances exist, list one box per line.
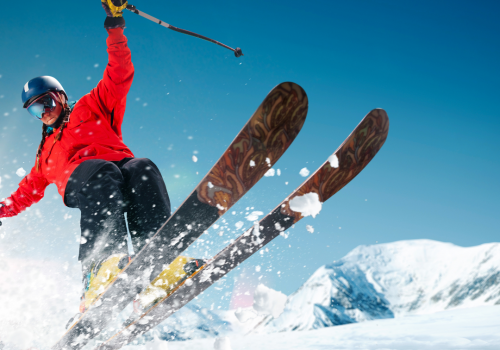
left=64, top=158, right=171, bottom=267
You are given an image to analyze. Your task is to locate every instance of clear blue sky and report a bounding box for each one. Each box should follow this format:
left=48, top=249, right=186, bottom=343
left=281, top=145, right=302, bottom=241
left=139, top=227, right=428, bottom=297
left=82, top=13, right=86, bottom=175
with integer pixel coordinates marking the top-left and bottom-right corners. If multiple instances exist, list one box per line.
left=0, top=0, right=498, bottom=310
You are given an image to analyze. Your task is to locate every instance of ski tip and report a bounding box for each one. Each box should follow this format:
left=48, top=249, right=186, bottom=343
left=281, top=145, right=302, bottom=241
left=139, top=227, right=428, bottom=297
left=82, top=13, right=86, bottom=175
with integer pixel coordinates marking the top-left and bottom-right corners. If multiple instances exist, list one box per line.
left=370, top=108, right=390, bottom=130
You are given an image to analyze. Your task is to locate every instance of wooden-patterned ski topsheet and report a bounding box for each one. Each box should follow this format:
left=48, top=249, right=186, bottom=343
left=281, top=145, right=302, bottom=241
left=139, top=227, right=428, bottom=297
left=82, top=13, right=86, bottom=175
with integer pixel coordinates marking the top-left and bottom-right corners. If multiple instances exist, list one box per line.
left=198, top=82, right=307, bottom=215
left=281, top=108, right=389, bottom=221
left=53, top=82, right=308, bottom=350
left=96, top=109, right=389, bottom=350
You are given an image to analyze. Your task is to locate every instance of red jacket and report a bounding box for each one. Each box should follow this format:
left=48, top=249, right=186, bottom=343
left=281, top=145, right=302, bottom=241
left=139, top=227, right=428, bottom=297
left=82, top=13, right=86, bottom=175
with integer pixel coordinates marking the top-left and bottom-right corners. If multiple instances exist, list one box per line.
left=0, top=28, right=135, bottom=218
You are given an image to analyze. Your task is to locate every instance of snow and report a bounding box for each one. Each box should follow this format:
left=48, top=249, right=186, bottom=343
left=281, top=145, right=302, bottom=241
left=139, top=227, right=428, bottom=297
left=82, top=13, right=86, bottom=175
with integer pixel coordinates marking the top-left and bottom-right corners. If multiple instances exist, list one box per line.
left=235, top=221, right=244, bottom=230
left=306, top=225, right=314, bottom=233
left=156, top=306, right=500, bottom=350
left=245, top=211, right=263, bottom=221
left=264, top=168, right=275, bottom=177
left=234, top=308, right=258, bottom=323
left=2, top=239, right=499, bottom=350
left=0, top=255, right=81, bottom=349
left=327, top=154, right=339, bottom=168
left=213, top=337, right=232, bottom=350
left=252, top=284, right=287, bottom=319
left=15, top=168, right=26, bottom=177
left=192, top=155, right=198, bottom=163
left=144, top=336, right=169, bottom=350
left=289, top=192, right=322, bottom=218
left=299, top=167, right=309, bottom=177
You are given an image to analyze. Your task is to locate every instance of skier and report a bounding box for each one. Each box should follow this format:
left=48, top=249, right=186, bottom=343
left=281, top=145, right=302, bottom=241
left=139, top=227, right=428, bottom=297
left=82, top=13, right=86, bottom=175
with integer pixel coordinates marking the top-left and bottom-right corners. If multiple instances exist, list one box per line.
left=0, top=0, right=201, bottom=315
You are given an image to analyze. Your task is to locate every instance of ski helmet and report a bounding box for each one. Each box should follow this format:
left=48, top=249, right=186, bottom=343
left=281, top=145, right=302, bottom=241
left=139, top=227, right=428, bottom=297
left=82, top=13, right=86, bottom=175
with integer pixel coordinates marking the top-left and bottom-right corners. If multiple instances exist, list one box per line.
left=22, top=76, right=67, bottom=108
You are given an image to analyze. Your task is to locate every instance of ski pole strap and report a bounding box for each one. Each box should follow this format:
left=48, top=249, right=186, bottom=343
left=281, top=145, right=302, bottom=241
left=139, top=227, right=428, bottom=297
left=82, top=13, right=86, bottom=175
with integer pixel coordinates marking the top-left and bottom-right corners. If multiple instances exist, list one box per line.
left=126, top=4, right=243, bottom=57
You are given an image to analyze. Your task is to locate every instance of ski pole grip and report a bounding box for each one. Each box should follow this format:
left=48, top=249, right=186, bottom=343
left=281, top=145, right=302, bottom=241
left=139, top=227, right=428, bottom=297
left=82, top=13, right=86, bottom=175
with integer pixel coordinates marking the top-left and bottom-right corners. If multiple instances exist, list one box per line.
left=126, top=4, right=139, bottom=14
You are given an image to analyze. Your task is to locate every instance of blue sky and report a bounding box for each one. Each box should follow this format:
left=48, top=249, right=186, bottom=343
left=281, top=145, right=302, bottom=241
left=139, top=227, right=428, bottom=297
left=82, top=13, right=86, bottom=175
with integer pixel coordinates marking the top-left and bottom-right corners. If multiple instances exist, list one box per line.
left=0, top=0, right=499, bottom=310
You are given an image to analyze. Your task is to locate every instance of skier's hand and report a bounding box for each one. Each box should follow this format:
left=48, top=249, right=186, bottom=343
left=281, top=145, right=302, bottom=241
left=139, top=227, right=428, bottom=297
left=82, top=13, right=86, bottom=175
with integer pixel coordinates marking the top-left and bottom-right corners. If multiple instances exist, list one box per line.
left=0, top=202, right=13, bottom=219
left=0, top=203, right=5, bottom=221
left=102, top=0, right=127, bottom=29
left=101, top=0, right=128, bottom=17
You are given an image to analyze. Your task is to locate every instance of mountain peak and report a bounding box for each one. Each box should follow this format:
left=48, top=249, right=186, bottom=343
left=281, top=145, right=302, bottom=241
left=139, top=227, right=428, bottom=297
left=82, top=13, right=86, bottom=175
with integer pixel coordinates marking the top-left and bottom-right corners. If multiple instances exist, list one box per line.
left=258, top=239, right=500, bottom=333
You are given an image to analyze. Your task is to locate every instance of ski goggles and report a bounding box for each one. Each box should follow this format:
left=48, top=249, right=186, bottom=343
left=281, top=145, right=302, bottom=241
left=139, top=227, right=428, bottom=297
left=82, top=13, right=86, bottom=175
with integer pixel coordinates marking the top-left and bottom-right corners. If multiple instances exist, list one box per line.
left=26, top=92, right=58, bottom=120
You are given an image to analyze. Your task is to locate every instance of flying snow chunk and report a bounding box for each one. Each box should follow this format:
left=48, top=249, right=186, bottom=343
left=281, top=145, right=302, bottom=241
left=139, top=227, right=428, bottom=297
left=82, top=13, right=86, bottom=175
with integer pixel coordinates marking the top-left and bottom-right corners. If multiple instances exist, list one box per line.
left=328, top=154, right=339, bottom=168
left=253, top=284, right=287, bottom=319
left=249, top=160, right=256, bottom=167
left=306, top=225, right=314, bottom=233
left=289, top=192, right=322, bottom=218
left=264, top=168, right=275, bottom=177
left=16, top=168, right=26, bottom=177
left=192, top=155, right=198, bottom=163
left=214, top=337, right=232, bottom=350
left=299, top=167, right=310, bottom=177
left=235, top=221, right=244, bottom=230
left=234, top=308, right=258, bottom=323
left=245, top=211, right=264, bottom=221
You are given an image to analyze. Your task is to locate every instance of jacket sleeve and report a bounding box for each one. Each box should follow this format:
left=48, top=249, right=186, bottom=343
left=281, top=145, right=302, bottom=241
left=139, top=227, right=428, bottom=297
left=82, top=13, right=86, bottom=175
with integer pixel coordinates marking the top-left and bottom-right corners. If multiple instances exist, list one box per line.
left=0, top=166, right=49, bottom=218
left=89, top=27, right=134, bottom=139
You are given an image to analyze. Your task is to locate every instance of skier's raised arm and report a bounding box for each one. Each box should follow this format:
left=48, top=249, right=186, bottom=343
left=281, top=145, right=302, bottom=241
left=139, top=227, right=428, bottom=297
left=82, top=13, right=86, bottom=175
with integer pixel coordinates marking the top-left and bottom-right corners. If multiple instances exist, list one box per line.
left=0, top=166, right=49, bottom=218
left=88, top=0, right=134, bottom=138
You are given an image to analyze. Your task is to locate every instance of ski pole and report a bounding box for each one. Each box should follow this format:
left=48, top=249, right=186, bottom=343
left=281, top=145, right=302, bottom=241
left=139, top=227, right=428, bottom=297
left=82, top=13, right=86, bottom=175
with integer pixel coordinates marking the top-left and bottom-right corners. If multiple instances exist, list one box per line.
left=126, top=4, right=243, bottom=58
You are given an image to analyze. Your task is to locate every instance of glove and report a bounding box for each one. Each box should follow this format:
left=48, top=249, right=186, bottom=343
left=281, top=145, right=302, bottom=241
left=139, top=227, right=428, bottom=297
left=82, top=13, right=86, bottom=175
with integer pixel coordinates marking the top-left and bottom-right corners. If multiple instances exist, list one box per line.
left=102, top=0, right=128, bottom=29
left=0, top=203, right=6, bottom=221
left=101, top=0, right=128, bottom=17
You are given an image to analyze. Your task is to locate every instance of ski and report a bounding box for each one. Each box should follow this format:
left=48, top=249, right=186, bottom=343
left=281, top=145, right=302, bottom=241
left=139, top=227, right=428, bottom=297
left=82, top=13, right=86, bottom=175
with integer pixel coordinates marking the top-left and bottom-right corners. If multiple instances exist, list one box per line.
left=95, top=108, right=390, bottom=350
left=53, top=82, right=308, bottom=350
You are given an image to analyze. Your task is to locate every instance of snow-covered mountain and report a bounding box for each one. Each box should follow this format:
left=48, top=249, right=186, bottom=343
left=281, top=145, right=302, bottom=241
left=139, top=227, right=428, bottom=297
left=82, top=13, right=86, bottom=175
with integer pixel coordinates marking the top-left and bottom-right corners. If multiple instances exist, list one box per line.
left=258, top=239, right=500, bottom=332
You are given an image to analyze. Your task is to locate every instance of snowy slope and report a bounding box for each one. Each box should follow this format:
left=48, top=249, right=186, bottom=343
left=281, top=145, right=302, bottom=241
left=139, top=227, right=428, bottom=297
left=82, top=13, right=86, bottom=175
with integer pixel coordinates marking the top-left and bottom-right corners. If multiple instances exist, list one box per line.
left=0, top=255, right=228, bottom=350
left=127, top=305, right=500, bottom=350
left=259, top=239, right=500, bottom=332
left=0, top=255, right=82, bottom=349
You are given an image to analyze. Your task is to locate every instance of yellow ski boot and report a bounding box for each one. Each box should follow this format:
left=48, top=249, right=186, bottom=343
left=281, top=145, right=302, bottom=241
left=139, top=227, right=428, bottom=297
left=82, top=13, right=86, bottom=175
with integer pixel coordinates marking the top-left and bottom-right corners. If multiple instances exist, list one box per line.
left=127, top=256, right=206, bottom=323
left=80, top=253, right=130, bottom=313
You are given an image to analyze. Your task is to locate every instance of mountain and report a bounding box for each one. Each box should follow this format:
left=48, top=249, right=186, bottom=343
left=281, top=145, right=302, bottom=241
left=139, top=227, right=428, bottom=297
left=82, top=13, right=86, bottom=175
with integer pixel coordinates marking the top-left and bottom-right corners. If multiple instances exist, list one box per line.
left=258, top=239, right=500, bottom=332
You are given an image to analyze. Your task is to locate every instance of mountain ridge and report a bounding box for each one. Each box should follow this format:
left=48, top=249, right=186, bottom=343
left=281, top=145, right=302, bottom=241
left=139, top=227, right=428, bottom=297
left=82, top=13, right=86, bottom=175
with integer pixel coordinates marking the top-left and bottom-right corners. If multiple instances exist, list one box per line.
left=258, top=239, right=500, bottom=332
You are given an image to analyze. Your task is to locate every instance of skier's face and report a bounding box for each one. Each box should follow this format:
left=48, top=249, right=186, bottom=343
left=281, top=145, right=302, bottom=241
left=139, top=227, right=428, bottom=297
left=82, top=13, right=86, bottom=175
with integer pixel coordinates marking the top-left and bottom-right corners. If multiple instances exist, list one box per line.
left=40, top=99, right=63, bottom=125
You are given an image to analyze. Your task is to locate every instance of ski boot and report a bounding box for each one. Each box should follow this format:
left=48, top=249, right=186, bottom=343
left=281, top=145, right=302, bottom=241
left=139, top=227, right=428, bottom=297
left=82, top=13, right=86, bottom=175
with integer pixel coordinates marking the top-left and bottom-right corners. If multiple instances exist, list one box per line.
left=66, top=253, right=130, bottom=329
left=80, top=253, right=130, bottom=312
left=123, top=256, right=206, bottom=326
